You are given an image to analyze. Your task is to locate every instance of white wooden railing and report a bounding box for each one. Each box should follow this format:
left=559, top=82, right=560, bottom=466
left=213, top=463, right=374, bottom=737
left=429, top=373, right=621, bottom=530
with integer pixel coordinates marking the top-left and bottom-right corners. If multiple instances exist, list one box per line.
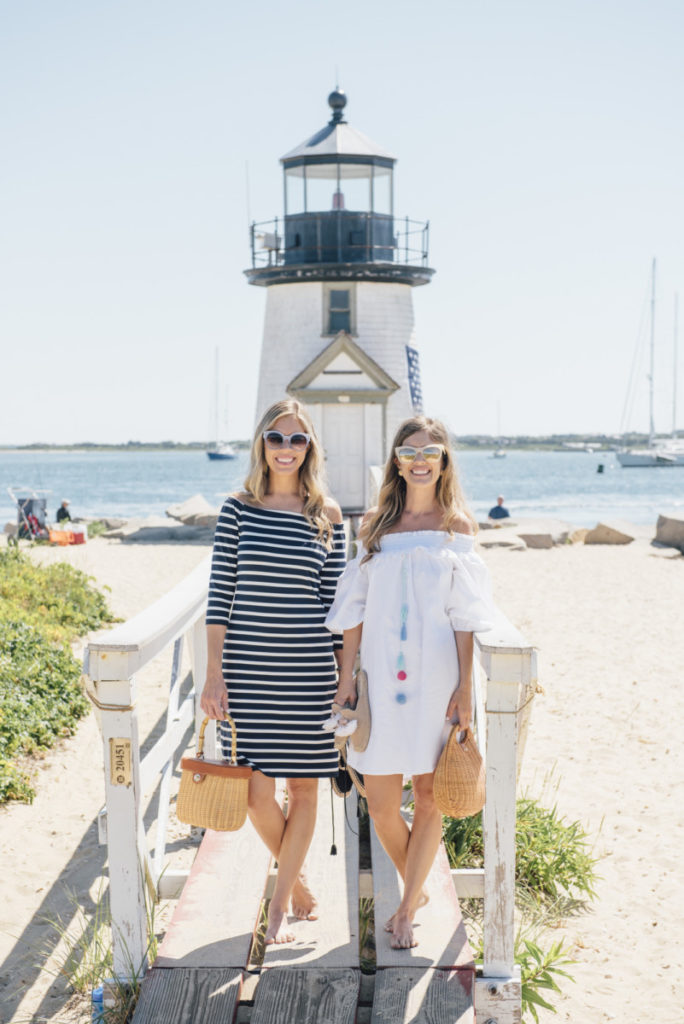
left=84, top=552, right=536, bottom=1022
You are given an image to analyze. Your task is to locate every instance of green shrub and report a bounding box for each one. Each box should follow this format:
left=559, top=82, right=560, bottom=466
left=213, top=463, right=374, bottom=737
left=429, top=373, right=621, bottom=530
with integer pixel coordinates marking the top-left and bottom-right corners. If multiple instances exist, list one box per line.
left=0, top=548, right=116, bottom=803
left=0, top=547, right=114, bottom=644
left=0, top=620, right=90, bottom=802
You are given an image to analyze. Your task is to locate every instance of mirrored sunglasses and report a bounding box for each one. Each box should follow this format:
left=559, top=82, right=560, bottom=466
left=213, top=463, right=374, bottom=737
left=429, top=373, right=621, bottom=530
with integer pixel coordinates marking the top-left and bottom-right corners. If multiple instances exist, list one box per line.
left=394, top=444, right=445, bottom=462
left=263, top=430, right=311, bottom=451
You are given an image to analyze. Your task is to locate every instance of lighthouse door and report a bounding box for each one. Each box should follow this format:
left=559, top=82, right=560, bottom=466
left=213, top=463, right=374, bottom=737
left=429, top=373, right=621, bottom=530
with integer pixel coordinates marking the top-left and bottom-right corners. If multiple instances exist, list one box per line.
left=321, top=403, right=366, bottom=511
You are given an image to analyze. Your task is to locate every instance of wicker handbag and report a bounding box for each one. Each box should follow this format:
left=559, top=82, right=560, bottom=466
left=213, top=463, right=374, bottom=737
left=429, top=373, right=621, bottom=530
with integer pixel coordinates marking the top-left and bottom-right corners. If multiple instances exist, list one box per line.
left=434, top=725, right=485, bottom=819
left=177, top=715, right=252, bottom=831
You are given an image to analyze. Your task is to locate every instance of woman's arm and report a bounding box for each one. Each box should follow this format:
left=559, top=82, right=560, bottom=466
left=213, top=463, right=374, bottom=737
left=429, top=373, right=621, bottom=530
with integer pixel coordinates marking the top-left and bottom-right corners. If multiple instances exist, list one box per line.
left=446, top=631, right=474, bottom=731
left=201, top=624, right=229, bottom=718
left=201, top=498, right=239, bottom=719
left=335, top=623, right=363, bottom=706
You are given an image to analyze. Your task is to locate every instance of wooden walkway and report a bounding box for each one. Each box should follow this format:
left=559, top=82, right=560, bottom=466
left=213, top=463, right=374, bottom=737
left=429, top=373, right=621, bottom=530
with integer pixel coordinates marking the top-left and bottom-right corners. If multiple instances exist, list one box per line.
left=132, top=782, right=475, bottom=1024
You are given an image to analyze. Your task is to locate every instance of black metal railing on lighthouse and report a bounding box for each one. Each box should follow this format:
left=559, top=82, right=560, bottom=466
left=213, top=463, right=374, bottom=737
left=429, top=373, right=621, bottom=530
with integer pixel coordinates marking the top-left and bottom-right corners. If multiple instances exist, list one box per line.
left=249, top=212, right=430, bottom=269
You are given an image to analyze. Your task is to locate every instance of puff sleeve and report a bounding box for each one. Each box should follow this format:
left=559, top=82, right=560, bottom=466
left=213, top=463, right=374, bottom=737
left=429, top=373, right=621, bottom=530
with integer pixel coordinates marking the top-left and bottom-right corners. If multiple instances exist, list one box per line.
left=205, top=497, right=239, bottom=626
left=446, top=550, right=496, bottom=633
left=325, top=548, right=369, bottom=632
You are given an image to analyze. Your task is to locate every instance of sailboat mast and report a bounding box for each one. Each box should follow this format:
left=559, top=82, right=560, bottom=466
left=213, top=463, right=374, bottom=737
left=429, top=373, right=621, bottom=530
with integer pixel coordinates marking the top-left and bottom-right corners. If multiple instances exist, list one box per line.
left=674, top=292, right=679, bottom=439
left=648, top=258, right=656, bottom=446
left=214, top=347, right=220, bottom=445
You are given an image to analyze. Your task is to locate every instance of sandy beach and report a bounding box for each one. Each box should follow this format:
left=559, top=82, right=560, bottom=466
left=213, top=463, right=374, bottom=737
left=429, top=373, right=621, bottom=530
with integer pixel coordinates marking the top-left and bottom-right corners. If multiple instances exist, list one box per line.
left=1, top=528, right=682, bottom=1023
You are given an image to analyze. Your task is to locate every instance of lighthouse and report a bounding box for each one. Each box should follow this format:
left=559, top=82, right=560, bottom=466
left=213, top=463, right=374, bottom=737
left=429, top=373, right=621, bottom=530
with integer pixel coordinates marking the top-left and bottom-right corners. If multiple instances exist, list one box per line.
left=246, top=89, right=434, bottom=513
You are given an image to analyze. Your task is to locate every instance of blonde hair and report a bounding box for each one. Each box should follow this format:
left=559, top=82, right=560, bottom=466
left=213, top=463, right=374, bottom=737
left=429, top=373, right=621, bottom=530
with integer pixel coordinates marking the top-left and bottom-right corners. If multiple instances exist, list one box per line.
left=360, top=416, right=477, bottom=561
left=242, top=398, right=334, bottom=548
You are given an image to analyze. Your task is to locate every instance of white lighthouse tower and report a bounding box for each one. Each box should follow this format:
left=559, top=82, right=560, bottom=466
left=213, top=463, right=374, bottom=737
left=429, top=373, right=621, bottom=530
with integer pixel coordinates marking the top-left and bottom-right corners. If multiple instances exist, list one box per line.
left=247, top=89, right=434, bottom=513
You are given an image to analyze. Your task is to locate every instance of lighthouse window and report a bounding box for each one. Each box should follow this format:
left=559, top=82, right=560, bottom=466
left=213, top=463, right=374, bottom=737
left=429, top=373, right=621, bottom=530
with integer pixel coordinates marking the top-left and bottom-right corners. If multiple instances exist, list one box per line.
left=329, top=290, right=351, bottom=333
left=323, top=283, right=356, bottom=335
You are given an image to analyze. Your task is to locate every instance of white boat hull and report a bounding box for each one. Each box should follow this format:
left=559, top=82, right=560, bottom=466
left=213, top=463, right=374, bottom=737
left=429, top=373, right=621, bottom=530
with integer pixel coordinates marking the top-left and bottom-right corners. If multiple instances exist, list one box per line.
left=617, top=449, right=684, bottom=467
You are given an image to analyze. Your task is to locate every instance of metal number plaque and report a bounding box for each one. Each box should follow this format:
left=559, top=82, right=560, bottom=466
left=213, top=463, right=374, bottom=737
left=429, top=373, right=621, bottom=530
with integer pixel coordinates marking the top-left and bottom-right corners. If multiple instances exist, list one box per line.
left=109, top=738, right=132, bottom=786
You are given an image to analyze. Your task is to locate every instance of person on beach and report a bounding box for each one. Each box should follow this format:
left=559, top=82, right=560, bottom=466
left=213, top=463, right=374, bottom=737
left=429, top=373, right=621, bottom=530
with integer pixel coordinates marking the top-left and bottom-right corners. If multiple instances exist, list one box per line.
left=488, top=494, right=510, bottom=520
left=56, top=499, right=71, bottom=523
left=201, top=398, right=346, bottom=945
left=326, top=416, right=494, bottom=949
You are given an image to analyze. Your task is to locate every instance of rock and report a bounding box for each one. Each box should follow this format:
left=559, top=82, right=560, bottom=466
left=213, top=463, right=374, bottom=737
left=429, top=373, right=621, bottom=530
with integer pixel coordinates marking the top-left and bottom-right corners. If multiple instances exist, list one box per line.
left=477, top=529, right=527, bottom=551
left=511, top=518, right=572, bottom=548
left=99, top=517, right=127, bottom=530
left=569, top=528, right=589, bottom=544
left=584, top=521, right=635, bottom=545
left=3, top=522, right=18, bottom=536
left=655, top=513, right=684, bottom=552
left=166, top=494, right=218, bottom=528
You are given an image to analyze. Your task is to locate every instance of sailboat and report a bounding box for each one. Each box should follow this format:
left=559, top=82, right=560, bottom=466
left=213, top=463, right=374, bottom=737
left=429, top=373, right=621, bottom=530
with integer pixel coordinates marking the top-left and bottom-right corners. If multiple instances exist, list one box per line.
left=617, top=262, right=684, bottom=467
left=490, top=400, right=507, bottom=458
left=206, top=348, right=237, bottom=461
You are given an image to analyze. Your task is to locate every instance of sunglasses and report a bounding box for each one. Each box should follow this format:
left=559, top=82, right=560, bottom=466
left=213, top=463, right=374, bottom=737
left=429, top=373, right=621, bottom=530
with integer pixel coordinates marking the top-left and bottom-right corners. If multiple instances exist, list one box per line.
left=263, top=430, right=311, bottom=451
left=395, top=444, right=445, bottom=463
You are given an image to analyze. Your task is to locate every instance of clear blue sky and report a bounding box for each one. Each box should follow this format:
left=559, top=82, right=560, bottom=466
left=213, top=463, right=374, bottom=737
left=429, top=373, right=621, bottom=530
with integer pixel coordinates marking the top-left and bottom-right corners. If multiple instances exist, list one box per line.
left=2, top=0, right=683, bottom=444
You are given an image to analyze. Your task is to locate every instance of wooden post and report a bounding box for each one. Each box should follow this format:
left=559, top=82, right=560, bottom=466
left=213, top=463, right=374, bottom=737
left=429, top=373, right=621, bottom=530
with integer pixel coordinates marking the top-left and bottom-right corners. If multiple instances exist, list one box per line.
left=97, top=675, right=149, bottom=978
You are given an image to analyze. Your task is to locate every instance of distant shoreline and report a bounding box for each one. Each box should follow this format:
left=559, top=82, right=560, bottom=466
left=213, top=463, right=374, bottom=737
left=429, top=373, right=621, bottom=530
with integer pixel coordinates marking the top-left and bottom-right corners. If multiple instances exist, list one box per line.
left=0, top=433, right=662, bottom=454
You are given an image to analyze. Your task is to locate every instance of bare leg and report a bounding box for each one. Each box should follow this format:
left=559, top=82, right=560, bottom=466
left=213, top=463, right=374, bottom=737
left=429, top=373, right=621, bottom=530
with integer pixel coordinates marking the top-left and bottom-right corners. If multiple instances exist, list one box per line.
left=389, top=772, right=442, bottom=948
left=246, top=772, right=317, bottom=924
left=263, top=777, right=319, bottom=944
left=363, top=775, right=429, bottom=935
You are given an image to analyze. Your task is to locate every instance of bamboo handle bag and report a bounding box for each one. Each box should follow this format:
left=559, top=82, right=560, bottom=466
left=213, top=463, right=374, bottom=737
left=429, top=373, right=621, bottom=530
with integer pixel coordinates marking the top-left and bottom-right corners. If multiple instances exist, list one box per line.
left=177, top=715, right=252, bottom=831
left=433, top=724, right=485, bottom=819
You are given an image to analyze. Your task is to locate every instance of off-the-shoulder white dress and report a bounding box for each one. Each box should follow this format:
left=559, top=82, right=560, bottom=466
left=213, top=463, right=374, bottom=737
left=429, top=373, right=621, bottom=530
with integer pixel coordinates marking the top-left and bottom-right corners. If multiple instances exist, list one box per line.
left=325, top=531, right=495, bottom=777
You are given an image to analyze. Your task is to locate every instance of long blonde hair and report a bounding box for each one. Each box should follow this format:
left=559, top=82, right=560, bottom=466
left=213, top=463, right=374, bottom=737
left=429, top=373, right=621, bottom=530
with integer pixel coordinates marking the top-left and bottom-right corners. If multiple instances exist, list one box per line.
left=242, top=398, right=334, bottom=548
left=360, top=416, right=476, bottom=560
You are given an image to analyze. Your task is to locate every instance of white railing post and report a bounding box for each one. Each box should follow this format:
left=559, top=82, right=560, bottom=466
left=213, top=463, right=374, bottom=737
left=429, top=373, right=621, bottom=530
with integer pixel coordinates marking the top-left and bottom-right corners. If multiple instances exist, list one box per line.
left=189, top=614, right=216, bottom=759
left=474, top=615, right=537, bottom=1024
left=96, top=676, right=149, bottom=978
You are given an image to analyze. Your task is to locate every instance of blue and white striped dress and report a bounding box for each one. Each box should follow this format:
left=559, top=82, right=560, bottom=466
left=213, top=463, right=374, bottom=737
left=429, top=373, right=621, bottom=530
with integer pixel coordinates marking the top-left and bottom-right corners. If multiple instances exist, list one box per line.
left=206, top=496, right=346, bottom=777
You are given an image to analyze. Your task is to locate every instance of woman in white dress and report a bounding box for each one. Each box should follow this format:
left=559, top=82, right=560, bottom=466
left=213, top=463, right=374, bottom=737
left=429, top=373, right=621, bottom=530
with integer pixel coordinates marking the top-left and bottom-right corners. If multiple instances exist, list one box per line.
left=326, top=416, right=494, bottom=949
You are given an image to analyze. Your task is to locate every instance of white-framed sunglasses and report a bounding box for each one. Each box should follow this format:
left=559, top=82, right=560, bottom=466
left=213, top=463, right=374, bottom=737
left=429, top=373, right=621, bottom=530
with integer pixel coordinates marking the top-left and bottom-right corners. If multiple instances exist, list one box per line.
left=394, top=444, right=445, bottom=463
left=263, top=430, right=311, bottom=451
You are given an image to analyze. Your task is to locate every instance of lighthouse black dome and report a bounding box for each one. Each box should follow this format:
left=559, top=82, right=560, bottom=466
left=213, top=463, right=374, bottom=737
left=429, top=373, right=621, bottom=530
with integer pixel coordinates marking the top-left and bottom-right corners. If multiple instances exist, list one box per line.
left=245, top=89, right=433, bottom=287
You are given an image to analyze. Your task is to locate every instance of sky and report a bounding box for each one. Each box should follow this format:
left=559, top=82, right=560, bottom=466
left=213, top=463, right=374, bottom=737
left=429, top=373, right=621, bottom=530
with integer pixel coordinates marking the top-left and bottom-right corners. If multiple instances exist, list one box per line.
left=2, top=0, right=684, bottom=444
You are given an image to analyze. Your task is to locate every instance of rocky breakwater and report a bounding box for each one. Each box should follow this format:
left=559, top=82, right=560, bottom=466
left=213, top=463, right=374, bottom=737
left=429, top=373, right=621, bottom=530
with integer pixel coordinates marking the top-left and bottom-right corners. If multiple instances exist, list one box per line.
left=102, top=494, right=219, bottom=543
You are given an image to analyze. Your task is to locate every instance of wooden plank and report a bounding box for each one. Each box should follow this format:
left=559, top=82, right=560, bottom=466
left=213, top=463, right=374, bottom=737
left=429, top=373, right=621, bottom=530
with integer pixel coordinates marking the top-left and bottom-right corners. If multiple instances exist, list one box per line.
left=251, top=968, right=359, bottom=1024
left=132, top=967, right=241, bottom=1024
left=371, top=968, right=473, bottom=1023
left=474, top=972, right=522, bottom=1024
left=154, top=820, right=271, bottom=968
left=370, top=821, right=474, bottom=969
left=261, top=782, right=360, bottom=968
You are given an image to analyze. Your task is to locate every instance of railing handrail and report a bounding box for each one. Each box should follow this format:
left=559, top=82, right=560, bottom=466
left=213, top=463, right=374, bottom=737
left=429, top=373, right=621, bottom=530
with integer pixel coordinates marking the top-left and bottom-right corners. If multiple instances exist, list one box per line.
left=87, top=555, right=211, bottom=682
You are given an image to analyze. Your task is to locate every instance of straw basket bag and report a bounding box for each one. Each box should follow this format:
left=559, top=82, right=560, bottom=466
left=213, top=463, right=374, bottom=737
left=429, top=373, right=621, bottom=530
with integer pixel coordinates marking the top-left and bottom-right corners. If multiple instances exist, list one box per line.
left=177, top=715, right=252, bottom=831
left=434, top=725, right=485, bottom=819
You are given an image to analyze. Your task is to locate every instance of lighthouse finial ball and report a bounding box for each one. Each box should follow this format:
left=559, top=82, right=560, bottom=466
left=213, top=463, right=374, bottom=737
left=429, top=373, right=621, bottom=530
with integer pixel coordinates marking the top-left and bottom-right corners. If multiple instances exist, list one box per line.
left=328, top=88, right=347, bottom=123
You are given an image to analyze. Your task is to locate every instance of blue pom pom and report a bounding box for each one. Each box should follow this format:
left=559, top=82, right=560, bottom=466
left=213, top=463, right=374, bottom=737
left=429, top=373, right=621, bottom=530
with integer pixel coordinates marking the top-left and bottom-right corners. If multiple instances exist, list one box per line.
left=396, top=692, right=407, bottom=704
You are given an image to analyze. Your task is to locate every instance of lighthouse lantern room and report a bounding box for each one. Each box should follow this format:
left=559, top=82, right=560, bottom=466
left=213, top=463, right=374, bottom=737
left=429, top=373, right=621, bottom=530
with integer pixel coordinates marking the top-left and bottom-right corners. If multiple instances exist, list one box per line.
left=247, top=90, right=434, bottom=513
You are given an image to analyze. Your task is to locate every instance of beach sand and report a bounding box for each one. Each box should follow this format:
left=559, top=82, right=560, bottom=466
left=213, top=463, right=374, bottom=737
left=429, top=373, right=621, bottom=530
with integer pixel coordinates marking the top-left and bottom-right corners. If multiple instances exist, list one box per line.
left=1, top=531, right=682, bottom=1022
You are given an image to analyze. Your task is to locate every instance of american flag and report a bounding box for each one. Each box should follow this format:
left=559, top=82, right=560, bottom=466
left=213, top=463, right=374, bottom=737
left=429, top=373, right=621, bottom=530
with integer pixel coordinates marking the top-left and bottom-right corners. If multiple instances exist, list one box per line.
left=405, top=345, right=424, bottom=413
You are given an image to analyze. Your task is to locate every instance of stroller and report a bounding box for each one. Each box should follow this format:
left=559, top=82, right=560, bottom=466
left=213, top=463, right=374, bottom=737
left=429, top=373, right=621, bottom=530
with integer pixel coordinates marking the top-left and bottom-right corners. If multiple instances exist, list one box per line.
left=7, top=486, right=52, bottom=541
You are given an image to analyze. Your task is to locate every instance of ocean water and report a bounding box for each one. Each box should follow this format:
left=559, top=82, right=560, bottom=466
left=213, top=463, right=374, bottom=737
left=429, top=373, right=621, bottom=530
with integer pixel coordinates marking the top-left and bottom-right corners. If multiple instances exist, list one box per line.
left=1, top=448, right=682, bottom=529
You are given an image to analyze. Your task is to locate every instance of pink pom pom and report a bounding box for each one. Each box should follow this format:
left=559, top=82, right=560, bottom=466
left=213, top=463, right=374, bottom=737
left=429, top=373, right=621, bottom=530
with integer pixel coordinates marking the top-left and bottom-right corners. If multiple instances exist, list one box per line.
left=397, top=670, right=407, bottom=681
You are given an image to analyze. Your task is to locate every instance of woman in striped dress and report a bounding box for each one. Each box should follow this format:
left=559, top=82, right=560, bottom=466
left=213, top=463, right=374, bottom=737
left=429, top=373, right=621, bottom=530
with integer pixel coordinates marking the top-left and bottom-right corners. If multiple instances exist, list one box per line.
left=201, top=398, right=345, bottom=944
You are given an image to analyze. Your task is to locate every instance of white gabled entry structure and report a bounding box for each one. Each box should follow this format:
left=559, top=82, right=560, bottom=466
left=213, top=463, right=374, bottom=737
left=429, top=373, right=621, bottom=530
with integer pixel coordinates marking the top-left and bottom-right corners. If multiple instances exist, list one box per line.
left=287, top=331, right=398, bottom=512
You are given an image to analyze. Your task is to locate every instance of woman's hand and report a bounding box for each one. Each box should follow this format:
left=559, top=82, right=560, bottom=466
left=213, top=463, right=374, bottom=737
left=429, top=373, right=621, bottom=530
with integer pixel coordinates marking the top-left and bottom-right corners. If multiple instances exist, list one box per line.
left=446, top=686, right=472, bottom=732
left=201, top=670, right=229, bottom=720
left=334, top=673, right=357, bottom=709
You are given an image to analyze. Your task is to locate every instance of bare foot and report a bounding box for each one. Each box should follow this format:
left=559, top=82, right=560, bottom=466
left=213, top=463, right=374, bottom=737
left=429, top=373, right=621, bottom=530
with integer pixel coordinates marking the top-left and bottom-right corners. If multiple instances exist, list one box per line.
left=384, top=890, right=429, bottom=932
left=291, top=875, right=318, bottom=920
left=264, top=906, right=296, bottom=945
left=390, top=911, right=418, bottom=949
